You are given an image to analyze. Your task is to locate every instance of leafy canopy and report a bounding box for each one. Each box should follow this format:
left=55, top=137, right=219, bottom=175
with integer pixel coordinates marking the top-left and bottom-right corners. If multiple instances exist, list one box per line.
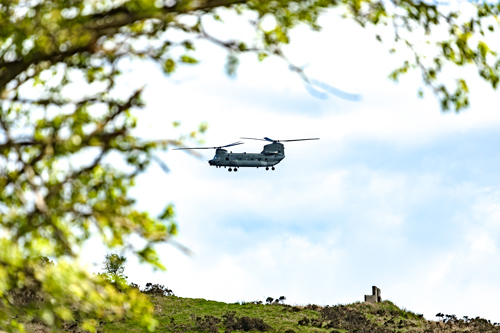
left=100, top=254, right=127, bottom=284
left=1, top=0, right=500, bottom=331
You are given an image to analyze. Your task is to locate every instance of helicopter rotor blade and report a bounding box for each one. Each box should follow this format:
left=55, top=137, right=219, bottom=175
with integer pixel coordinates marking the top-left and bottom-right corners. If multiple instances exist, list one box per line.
left=241, top=137, right=319, bottom=143
left=277, top=138, right=320, bottom=142
left=173, top=147, right=219, bottom=150
left=221, top=141, right=244, bottom=148
left=173, top=141, right=244, bottom=150
left=240, top=137, right=269, bottom=141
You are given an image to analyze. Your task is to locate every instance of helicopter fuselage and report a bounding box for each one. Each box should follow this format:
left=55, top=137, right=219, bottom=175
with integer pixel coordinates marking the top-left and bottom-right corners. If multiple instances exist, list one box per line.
left=208, top=143, right=285, bottom=168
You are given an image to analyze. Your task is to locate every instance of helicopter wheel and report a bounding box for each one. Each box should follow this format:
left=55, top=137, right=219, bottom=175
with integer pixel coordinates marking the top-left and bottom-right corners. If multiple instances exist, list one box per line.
left=272, top=167, right=275, bottom=170
left=228, top=168, right=232, bottom=172
left=266, top=167, right=269, bottom=171
left=234, top=168, right=238, bottom=172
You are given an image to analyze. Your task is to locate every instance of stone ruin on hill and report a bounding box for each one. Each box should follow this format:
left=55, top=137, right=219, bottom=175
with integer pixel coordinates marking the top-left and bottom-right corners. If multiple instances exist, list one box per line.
left=364, top=286, right=382, bottom=303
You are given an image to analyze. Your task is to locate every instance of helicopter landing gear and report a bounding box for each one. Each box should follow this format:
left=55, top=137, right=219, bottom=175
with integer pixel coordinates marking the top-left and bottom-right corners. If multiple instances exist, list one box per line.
left=228, top=168, right=232, bottom=172
left=272, top=167, right=275, bottom=170
left=234, top=168, right=238, bottom=172
left=266, top=167, right=269, bottom=171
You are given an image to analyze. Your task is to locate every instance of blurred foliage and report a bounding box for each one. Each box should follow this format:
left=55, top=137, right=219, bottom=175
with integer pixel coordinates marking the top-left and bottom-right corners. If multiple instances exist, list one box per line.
left=1, top=0, right=499, bottom=331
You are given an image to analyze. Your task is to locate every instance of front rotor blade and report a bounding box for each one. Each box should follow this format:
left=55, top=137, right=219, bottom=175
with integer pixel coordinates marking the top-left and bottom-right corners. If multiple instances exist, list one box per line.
left=221, top=141, right=244, bottom=148
left=263, top=137, right=275, bottom=142
left=240, top=137, right=268, bottom=141
left=173, top=147, right=218, bottom=150
left=278, top=138, right=320, bottom=142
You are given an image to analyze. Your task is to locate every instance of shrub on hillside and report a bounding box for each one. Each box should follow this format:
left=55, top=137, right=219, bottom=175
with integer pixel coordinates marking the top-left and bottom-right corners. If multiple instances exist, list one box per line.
left=317, top=305, right=392, bottom=333
left=304, top=304, right=322, bottom=311
left=191, top=314, right=221, bottom=333
left=141, top=283, right=174, bottom=296
left=265, top=296, right=286, bottom=305
left=433, top=313, right=500, bottom=331
left=282, top=305, right=302, bottom=312
left=128, top=282, right=140, bottom=290
left=222, top=311, right=272, bottom=333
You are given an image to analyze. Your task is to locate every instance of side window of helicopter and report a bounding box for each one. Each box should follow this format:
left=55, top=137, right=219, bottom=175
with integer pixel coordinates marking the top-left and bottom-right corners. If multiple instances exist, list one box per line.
left=225, top=157, right=229, bottom=161
left=265, top=158, right=267, bottom=161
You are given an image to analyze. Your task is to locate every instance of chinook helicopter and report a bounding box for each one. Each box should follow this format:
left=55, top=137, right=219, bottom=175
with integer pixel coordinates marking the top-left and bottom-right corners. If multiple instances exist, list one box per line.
left=174, top=137, right=319, bottom=172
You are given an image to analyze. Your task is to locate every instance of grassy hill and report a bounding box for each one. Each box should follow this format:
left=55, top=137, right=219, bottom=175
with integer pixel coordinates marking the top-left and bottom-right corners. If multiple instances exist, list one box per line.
left=85, top=295, right=499, bottom=333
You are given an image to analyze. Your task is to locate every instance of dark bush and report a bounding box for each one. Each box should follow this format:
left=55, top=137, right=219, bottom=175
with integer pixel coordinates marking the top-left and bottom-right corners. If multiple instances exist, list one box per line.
left=298, top=317, right=310, bottom=326
left=191, top=314, right=222, bottom=333
left=141, top=283, right=174, bottom=296
left=318, top=305, right=392, bottom=333
left=304, top=304, right=322, bottom=311
left=222, top=311, right=272, bottom=333
left=430, top=313, right=500, bottom=331
left=283, top=306, right=301, bottom=312
left=265, top=295, right=286, bottom=305
left=128, top=282, right=140, bottom=290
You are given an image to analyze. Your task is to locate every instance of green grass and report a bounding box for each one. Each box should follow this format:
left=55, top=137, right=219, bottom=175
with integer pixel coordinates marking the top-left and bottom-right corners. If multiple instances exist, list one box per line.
left=104, top=296, right=325, bottom=333
left=22, top=296, right=500, bottom=332
left=101, top=297, right=428, bottom=333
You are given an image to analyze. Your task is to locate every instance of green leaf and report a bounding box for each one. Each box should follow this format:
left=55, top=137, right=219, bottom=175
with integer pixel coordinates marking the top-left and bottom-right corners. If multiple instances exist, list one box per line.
left=159, top=204, right=175, bottom=220
left=164, top=58, right=176, bottom=74
left=258, top=52, right=268, bottom=62
left=226, top=54, right=239, bottom=77
left=417, top=88, right=424, bottom=98
left=180, top=55, right=199, bottom=64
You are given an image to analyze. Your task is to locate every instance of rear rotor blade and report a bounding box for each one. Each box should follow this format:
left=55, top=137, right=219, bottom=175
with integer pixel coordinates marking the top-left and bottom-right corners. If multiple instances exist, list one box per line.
left=278, top=138, right=320, bottom=142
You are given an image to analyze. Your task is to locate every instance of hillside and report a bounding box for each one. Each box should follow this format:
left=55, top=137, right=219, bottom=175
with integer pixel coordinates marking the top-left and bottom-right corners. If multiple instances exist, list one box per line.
left=26, top=295, right=497, bottom=333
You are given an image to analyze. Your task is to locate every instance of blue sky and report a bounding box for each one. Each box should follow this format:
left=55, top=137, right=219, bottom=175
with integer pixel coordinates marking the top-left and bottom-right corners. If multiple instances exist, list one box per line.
left=80, top=8, right=500, bottom=322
